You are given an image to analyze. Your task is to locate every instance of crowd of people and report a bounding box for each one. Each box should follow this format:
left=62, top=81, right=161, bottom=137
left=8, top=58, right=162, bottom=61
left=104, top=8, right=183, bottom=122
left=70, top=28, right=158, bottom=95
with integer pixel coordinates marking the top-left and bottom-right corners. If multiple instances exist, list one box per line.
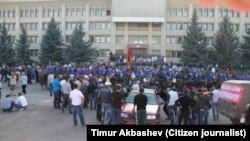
left=0, top=60, right=250, bottom=125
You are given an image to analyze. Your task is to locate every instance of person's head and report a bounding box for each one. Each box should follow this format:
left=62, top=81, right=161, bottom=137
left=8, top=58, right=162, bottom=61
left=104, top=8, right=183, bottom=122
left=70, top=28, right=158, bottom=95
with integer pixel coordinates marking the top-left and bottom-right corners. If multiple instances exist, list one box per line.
left=183, top=89, right=189, bottom=95
left=139, top=87, right=144, bottom=94
left=18, top=92, right=22, bottom=96
left=116, top=84, right=122, bottom=91
left=6, top=94, right=10, bottom=98
left=74, top=81, right=81, bottom=89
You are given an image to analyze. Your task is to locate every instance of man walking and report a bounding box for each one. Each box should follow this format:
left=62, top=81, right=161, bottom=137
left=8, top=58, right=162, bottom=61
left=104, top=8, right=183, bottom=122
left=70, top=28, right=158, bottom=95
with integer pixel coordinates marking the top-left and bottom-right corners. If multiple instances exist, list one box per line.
left=19, top=72, right=28, bottom=94
left=132, top=87, right=148, bottom=125
left=69, top=81, right=85, bottom=127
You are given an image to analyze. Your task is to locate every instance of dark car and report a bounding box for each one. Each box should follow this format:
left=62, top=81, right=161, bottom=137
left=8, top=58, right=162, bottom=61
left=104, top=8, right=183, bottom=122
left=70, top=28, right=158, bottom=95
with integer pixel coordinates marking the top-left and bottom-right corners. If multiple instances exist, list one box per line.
left=121, top=89, right=162, bottom=125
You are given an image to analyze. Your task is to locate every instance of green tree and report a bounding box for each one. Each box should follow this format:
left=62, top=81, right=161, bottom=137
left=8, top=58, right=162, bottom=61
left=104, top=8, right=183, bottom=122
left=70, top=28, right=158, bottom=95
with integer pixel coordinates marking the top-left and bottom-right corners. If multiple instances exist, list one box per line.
left=212, top=16, right=240, bottom=66
left=39, top=18, right=64, bottom=64
left=181, top=11, right=209, bottom=65
left=65, top=24, right=94, bottom=64
left=240, top=27, right=250, bottom=66
left=15, top=26, right=31, bottom=65
left=0, top=21, right=15, bottom=65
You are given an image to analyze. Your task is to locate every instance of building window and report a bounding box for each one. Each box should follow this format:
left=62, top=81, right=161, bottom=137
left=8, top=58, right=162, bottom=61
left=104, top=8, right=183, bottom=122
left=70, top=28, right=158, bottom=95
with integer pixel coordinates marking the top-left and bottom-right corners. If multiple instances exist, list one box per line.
left=66, top=22, right=85, bottom=30
left=152, top=36, right=161, bottom=44
left=245, top=24, right=250, bottom=32
left=65, top=35, right=71, bottom=43
left=165, top=50, right=171, bottom=58
left=128, top=36, right=148, bottom=44
left=170, top=8, right=177, bottom=16
left=107, top=9, right=111, bottom=16
left=116, top=35, right=124, bottom=44
left=152, top=50, right=161, bottom=55
left=177, top=8, right=183, bottom=17
left=20, top=8, right=38, bottom=18
left=177, top=51, right=182, bottom=58
left=152, top=23, right=161, bottom=31
left=20, top=23, right=38, bottom=31
left=231, top=24, right=239, bottom=31
left=171, top=51, right=177, bottom=58
left=28, top=36, right=38, bottom=44
left=99, top=49, right=110, bottom=57
left=183, top=8, right=188, bottom=17
left=166, top=36, right=182, bottom=44
left=29, top=49, right=38, bottom=57
left=128, top=23, right=148, bottom=31
left=208, top=9, right=214, bottom=17
left=94, top=35, right=111, bottom=44
left=116, top=23, right=125, bottom=31
left=90, top=8, right=95, bottom=16
left=115, top=50, right=124, bottom=55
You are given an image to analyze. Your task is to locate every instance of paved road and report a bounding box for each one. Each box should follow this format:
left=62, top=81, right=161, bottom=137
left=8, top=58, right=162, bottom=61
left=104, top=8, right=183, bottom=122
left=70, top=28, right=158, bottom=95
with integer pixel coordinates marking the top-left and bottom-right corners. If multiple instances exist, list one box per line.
left=0, top=82, right=231, bottom=141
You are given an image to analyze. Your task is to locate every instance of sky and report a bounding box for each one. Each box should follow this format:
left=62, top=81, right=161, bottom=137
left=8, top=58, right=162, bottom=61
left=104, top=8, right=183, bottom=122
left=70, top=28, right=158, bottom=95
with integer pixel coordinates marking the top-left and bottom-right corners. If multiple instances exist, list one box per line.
left=195, top=0, right=250, bottom=11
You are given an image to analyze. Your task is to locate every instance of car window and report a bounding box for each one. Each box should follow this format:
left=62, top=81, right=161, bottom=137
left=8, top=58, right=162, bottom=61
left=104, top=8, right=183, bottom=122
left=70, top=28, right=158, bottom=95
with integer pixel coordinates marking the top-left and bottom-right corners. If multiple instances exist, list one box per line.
left=126, top=93, right=158, bottom=105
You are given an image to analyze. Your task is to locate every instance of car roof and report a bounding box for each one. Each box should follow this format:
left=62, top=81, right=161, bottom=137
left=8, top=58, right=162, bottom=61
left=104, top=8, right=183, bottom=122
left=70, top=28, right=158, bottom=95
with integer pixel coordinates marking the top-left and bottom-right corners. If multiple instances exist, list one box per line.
left=223, top=80, right=250, bottom=85
left=130, top=88, right=155, bottom=94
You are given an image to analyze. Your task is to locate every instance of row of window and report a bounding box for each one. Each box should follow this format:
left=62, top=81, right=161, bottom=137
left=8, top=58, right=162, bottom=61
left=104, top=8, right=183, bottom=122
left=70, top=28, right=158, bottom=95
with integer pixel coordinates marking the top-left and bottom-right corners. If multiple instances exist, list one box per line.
left=89, top=22, right=111, bottom=30
left=90, top=7, right=111, bottom=17
left=3, top=7, right=250, bottom=19
left=0, top=10, right=15, bottom=18
left=167, top=8, right=241, bottom=18
left=116, top=36, right=161, bottom=45
left=66, top=22, right=85, bottom=30
left=43, top=8, right=62, bottom=17
left=20, top=9, right=39, bottom=18
left=20, top=23, right=38, bottom=31
left=0, top=23, right=15, bottom=31
left=21, top=49, right=183, bottom=58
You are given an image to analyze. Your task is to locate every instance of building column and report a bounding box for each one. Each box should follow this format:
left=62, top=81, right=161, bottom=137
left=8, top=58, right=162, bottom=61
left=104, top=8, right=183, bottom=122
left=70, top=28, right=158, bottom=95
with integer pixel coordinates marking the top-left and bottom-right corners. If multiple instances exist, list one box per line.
left=61, top=4, right=66, bottom=41
left=85, top=4, right=90, bottom=40
left=38, top=5, right=42, bottom=43
left=15, top=6, right=20, bottom=37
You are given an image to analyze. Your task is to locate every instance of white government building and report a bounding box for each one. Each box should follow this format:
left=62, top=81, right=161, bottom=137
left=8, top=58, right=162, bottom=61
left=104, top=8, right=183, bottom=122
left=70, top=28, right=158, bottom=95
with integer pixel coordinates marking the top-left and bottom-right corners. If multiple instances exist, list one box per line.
left=0, top=0, right=250, bottom=63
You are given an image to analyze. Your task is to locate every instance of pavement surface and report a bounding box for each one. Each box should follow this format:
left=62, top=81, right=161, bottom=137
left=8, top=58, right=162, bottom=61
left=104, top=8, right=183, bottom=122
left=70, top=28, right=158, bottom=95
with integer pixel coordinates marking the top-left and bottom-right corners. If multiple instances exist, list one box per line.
left=0, top=82, right=232, bottom=141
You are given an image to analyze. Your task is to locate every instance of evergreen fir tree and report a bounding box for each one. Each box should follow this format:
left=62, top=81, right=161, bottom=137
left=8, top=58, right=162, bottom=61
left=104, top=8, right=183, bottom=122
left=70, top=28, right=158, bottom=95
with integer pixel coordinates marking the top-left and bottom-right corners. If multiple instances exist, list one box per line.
left=212, top=16, right=240, bottom=66
left=15, top=26, right=31, bottom=65
left=240, top=28, right=250, bottom=66
left=65, top=24, right=94, bottom=64
left=39, top=18, right=64, bottom=64
left=181, top=11, right=209, bottom=65
left=0, top=21, right=15, bottom=65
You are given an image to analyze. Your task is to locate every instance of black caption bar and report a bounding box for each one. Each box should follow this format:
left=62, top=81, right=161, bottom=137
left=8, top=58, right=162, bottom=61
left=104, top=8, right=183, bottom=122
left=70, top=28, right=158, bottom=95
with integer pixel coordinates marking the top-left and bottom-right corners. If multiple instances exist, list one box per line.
left=87, top=125, right=250, bottom=140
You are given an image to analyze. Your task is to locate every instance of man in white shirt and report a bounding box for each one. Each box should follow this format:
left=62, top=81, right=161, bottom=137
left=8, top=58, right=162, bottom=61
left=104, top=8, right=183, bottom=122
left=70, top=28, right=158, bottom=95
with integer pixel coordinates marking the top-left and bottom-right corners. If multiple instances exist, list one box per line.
left=212, top=85, right=220, bottom=121
left=69, top=81, right=85, bottom=127
left=168, top=85, right=178, bottom=125
left=15, top=93, right=28, bottom=110
left=19, top=72, right=28, bottom=94
left=47, top=73, right=54, bottom=96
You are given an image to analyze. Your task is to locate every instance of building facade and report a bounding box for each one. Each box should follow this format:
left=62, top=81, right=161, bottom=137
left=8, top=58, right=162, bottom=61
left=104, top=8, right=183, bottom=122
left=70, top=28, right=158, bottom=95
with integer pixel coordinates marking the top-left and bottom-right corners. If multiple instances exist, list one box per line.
left=0, top=0, right=250, bottom=63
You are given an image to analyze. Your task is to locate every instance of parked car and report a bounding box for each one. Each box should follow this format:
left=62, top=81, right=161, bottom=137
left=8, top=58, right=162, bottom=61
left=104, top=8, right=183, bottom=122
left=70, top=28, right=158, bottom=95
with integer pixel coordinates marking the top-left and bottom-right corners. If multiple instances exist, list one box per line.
left=121, top=88, right=162, bottom=125
left=218, top=80, right=250, bottom=124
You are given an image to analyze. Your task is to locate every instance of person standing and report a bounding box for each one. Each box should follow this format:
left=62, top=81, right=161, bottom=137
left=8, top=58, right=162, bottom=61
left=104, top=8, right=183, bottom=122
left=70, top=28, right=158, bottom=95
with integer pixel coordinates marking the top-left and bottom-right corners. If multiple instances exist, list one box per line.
left=99, top=81, right=113, bottom=125
left=111, top=84, right=125, bottom=124
left=132, top=87, right=148, bottom=125
left=61, top=77, right=72, bottom=113
left=212, top=85, right=220, bottom=121
left=69, top=82, right=85, bottom=127
left=19, top=72, right=28, bottom=94
left=8, top=72, right=17, bottom=96
left=175, top=89, right=196, bottom=125
left=52, top=75, right=60, bottom=109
